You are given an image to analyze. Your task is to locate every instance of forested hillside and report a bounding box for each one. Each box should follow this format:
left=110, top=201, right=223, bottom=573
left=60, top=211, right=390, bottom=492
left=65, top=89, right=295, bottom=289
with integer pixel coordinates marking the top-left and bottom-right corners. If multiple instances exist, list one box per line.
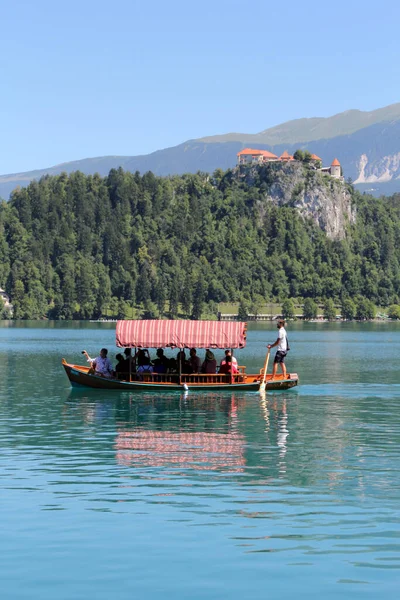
left=1, top=166, right=400, bottom=320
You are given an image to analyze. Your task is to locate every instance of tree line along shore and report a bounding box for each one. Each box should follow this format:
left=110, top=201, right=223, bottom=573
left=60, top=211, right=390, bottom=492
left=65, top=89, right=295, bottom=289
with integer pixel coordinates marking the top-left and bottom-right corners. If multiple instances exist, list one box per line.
left=1, top=165, right=400, bottom=321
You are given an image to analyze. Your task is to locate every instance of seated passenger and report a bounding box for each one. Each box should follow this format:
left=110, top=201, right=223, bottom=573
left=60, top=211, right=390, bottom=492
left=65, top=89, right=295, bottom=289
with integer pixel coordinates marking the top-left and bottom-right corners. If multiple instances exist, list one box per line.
left=137, top=349, right=153, bottom=375
left=91, top=348, right=114, bottom=378
left=152, top=348, right=169, bottom=374
left=124, top=348, right=136, bottom=371
left=168, top=357, right=178, bottom=372
left=201, top=349, right=217, bottom=374
left=176, top=350, right=190, bottom=374
left=220, top=350, right=238, bottom=369
left=219, top=355, right=238, bottom=375
left=189, top=348, right=201, bottom=373
left=115, top=353, right=129, bottom=379
left=137, top=349, right=151, bottom=367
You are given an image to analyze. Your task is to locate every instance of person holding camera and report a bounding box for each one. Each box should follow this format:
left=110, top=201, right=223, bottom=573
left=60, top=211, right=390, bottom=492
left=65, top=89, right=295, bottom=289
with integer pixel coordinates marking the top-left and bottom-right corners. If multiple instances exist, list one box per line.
left=82, top=348, right=114, bottom=378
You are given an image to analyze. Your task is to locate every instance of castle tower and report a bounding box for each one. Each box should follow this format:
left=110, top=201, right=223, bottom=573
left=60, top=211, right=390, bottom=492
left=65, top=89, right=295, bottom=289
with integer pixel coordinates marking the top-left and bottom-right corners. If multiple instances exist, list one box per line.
left=330, top=158, right=341, bottom=178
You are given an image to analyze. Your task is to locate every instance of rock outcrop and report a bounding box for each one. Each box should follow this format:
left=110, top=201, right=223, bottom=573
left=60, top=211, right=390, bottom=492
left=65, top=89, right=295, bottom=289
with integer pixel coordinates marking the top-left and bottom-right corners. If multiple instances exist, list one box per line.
left=354, top=152, right=400, bottom=184
left=241, top=162, right=355, bottom=240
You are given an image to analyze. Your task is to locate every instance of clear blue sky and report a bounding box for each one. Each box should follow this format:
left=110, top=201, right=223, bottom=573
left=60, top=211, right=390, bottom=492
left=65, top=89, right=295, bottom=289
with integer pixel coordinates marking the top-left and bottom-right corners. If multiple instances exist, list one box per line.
left=1, top=0, right=399, bottom=173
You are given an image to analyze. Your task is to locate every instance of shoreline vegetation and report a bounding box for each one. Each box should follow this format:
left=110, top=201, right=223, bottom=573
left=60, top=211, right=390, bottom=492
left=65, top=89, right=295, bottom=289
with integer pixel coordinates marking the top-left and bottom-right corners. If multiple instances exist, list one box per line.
left=1, top=165, right=400, bottom=322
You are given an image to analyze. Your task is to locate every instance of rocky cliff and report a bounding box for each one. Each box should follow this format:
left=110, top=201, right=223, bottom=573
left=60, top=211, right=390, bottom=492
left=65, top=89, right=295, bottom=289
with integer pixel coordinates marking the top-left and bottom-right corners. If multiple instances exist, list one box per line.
left=241, top=162, right=355, bottom=240
left=354, top=152, right=400, bottom=184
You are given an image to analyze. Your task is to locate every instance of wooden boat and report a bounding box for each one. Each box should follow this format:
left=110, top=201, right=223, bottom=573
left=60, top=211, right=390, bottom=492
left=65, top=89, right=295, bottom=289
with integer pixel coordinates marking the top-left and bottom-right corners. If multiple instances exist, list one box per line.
left=62, top=320, right=298, bottom=392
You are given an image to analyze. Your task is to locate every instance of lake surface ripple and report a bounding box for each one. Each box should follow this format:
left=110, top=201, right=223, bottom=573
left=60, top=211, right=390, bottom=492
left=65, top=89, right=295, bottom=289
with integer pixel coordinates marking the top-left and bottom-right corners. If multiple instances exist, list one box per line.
left=1, top=322, right=400, bottom=599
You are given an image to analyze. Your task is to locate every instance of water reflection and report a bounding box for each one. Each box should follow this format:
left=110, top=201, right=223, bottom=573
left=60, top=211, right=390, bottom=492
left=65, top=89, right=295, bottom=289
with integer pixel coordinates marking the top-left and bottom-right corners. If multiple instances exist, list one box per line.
left=61, top=391, right=299, bottom=484
left=113, top=393, right=246, bottom=472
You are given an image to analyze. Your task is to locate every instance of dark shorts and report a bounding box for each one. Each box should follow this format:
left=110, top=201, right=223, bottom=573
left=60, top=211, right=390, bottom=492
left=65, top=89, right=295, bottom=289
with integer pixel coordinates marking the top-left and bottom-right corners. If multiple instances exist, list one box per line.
left=274, top=350, right=287, bottom=364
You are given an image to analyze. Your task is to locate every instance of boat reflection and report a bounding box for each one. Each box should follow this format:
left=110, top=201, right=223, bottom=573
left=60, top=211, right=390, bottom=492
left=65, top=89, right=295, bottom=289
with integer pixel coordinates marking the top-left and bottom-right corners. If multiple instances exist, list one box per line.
left=114, top=392, right=247, bottom=472
left=115, top=429, right=246, bottom=472
left=63, top=391, right=297, bottom=480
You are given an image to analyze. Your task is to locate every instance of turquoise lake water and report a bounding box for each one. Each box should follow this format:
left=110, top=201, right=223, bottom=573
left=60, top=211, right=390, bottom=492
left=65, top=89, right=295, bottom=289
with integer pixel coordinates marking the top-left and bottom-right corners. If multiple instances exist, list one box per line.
left=1, top=321, right=400, bottom=599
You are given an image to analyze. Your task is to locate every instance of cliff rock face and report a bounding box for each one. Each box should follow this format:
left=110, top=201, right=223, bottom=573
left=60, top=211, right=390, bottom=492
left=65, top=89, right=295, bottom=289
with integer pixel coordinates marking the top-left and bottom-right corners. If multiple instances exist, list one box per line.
left=354, top=152, right=400, bottom=184
left=244, top=162, right=355, bottom=240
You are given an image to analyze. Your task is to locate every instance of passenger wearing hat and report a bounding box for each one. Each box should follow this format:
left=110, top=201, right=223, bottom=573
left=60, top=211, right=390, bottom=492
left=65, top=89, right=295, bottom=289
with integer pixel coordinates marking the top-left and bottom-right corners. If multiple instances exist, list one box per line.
left=201, top=349, right=217, bottom=374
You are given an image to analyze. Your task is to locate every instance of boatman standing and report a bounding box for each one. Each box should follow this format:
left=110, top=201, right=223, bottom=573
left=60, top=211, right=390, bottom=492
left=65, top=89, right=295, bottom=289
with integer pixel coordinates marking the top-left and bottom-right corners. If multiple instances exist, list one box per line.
left=267, top=320, right=288, bottom=380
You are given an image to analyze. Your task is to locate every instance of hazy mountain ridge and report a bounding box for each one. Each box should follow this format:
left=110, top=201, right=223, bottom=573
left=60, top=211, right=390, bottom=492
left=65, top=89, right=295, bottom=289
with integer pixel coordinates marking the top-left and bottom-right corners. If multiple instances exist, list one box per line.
left=1, top=103, right=400, bottom=199
left=199, top=103, right=400, bottom=145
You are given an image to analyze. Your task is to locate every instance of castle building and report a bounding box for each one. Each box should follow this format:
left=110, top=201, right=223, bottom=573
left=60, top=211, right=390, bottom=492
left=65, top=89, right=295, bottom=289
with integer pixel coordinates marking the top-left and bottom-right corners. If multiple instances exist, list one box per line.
left=330, top=158, right=341, bottom=178
left=320, top=158, right=342, bottom=179
left=279, top=150, right=294, bottom=161
left=237, top=148, right=279, bottom=165
left=237, top=149, right=343, bottom=178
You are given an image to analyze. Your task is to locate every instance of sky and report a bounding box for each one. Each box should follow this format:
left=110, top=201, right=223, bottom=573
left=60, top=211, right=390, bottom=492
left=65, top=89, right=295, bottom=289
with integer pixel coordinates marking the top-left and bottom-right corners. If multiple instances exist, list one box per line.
left=1, top=0, right=399, bottom=174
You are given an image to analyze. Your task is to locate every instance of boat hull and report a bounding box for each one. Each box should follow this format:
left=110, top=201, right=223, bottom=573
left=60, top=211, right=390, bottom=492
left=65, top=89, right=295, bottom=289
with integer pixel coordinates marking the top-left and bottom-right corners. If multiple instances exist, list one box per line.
left=62, top=361, right=298, bottom=392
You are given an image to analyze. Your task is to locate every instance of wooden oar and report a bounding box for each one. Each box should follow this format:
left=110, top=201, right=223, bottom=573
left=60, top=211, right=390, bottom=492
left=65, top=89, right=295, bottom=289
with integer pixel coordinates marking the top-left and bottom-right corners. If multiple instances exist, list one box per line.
left=259, top=349, right=270, bottom=392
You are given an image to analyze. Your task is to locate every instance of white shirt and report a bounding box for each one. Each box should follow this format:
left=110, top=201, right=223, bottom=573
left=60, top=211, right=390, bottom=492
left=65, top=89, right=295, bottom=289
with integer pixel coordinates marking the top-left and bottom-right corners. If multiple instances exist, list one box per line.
left=277, top=327, right=287, bottom=352
left=92, top=355, right=114, bottom=377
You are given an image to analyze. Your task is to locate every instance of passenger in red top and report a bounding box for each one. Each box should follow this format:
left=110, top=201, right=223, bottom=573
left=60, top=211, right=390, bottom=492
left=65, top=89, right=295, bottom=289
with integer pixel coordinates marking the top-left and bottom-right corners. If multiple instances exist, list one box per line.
left=220, top=350, right=238, bottom=369
left=219, top=355, right=238, bottom=374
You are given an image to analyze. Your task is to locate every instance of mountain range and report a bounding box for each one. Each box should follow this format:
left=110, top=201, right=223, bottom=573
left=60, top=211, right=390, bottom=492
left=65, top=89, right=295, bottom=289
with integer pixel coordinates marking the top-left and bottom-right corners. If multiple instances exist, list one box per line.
left=1, top=102, right=400, bottom=200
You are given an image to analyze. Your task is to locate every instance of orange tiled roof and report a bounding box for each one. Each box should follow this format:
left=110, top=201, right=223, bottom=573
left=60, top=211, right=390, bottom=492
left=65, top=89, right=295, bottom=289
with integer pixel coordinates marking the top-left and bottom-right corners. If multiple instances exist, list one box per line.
left=311, top=153, right=322, bottom=161
left=261, top=150, right=279, bottom=158
left=331, top=158, right=341, bottom=166
left=237, top=148, right=278, bottom=158
left=280, top=150, right=294, bottom=160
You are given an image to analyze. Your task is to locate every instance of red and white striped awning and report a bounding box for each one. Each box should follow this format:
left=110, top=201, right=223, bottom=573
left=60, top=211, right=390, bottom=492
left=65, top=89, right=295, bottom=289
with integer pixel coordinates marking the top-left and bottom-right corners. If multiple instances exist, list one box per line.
left=116, top=320, right=247, bottom=349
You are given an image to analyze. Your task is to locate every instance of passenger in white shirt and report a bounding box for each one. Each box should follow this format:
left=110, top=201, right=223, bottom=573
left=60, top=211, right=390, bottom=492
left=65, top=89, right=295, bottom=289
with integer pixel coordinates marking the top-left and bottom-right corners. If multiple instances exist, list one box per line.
left=267, top=320, right=288, bottom=380
left=91, top=348, right=114, bottom=378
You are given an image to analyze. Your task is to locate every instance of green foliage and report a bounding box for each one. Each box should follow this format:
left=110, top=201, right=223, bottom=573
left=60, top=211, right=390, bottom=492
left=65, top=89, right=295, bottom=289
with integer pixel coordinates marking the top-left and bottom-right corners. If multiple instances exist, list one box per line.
left=1, top=164, right=400, bottom=320
left=0, top=303, right=11, bottom=319
left=388, top=304, right=400, bottom=319
left=191, top=278, right=205, bottom=320
left=303, top=298, right=318, bottom=320
left=293, top=149, right=312, bottom=163
left=238, top=300, right=249, bottom=321
left=341, top=298, right=356, bottom=320
left=323, top=298, right=336, bottom=321
left=282, top=299, right=295, bottom=319
left=293, top=150, right=304, bottom=161
left=356, top=297, right=376, bottom=320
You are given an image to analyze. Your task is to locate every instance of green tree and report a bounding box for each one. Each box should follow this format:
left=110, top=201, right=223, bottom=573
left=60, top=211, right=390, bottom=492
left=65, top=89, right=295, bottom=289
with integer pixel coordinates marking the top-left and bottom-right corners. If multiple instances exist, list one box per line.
left=0, top=304, right=11, bottom=319
left=356, top=297, right=376, bottom=320
left=238, top=300, right=248, bottom=321
left=323, top=298, right=336, bottom=321
left=388, top=304, right=400, bottom=319
left=191, top=279, right=205, bottom=320
left=341, top=298, right=356, bottom=320
left=303, top=298, right=318, bottom=320
left=293, top=150, right=304, bottom=161
left=282, top=299, right=295, bottom=319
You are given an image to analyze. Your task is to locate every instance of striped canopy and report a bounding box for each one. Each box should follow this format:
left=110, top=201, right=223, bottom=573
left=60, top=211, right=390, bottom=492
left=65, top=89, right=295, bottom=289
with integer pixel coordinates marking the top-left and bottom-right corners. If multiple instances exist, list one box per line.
left=116, top=320, right=247, bottom=349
